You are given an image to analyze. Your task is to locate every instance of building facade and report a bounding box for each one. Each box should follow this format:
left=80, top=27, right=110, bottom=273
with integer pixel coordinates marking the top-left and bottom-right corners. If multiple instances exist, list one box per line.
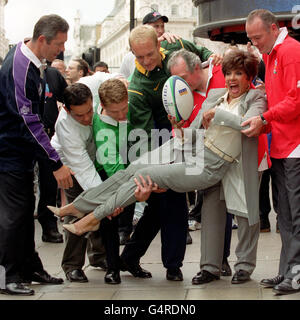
left=98, top=0, right=198, bottom=72
left=0, top=0, right=9, bottom=61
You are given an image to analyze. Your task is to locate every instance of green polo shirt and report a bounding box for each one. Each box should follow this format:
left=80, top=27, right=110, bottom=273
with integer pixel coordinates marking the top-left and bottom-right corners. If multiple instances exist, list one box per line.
left=93, top=113, right=133, bottom=177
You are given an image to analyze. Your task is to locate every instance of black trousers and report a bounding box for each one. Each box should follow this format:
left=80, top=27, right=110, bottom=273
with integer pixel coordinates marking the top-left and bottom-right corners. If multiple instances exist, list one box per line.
left=118, top=205, right=134, bottom=235
left=100, top=204, right=135, bottom=270
left=0, top=171, right=44, bottom=284
left=36, top=158, right=59, bottom=231
left=271, top=157, right=300, bottom=278
left=62, top=176, right=106, bottom=273
left=121, top=189, right=188, bottom=269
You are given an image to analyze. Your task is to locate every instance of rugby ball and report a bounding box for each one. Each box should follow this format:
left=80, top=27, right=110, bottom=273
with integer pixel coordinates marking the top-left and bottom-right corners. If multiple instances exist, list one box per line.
left=162, top=75, right=194, bottom=121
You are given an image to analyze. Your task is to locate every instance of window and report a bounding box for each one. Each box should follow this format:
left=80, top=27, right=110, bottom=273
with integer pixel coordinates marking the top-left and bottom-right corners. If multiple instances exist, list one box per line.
left=171, top=5, right=178, bottom=16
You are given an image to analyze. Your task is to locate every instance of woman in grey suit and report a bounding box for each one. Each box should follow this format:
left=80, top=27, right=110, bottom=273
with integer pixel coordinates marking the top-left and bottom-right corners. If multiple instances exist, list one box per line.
left=49, top=49, right=266, bottom=237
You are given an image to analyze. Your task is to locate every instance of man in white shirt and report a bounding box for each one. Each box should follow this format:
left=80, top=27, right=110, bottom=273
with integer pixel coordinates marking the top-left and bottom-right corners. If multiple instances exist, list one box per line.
left=52, top=70, right=117, bottom=282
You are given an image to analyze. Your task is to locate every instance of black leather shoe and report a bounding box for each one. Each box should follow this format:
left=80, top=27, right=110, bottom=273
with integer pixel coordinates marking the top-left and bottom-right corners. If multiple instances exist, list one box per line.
left=0, top=283, right=34, bottom=296
left=231, top=270, right=251, bottom=284
left=192, top=270, right=219, bottom=285
left=104, top=270, right=121, bottom=284
left=221, top=258, right=232, bottom=277
left=66, top=269, right=88, bottom=282
left=260, top=275, right=284, bottom=288
left=42, top=229, right=63, bottom=243
left=186, top=232, right=192, bottom=245
left=166, top=268, right=183, bottom=281
left=273, top=278, right=300, bottom=295
left=119, top=232, right=131, bottom=245
left=120, top=260, right=152, bottom=278
left=30, top=270, right=63, bottom=284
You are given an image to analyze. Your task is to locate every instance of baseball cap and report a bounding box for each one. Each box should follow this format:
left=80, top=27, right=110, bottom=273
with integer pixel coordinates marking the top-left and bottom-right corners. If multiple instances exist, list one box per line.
left=142, top=11, right=169, bottom=24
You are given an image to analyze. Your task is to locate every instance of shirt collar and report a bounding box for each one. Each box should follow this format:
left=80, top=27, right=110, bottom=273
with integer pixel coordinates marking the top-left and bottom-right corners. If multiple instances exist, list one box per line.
left=99, top=114, right=119, bottom=127
left=195, top=58, right=214, bottom=96
left=269, top=27, right=288, bottom=55
left=20, top=42, right=47, bottom=78
left=20, top=41, right=45, bottom=69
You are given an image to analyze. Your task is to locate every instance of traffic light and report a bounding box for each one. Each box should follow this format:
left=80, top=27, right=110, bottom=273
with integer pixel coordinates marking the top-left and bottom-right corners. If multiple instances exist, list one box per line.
left=82, top=47, right=100, bottom=68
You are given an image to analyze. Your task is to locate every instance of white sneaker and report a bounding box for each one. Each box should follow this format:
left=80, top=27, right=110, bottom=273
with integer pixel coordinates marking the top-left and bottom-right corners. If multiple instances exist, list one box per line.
left=188, top=220, right=201, bottom=231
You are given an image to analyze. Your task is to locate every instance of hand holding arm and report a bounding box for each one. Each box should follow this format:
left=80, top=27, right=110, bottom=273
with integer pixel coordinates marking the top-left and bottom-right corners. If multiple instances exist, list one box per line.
left=240, top=116, right=264, bottom=137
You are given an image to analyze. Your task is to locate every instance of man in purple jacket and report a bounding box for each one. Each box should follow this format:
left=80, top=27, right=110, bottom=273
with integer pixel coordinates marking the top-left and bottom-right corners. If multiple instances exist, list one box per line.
left=0, top=14, right=73, bottom=296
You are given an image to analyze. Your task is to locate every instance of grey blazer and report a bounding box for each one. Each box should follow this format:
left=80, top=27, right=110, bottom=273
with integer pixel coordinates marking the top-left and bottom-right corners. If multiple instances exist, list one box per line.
left=191, top=88, right=267, bottom=225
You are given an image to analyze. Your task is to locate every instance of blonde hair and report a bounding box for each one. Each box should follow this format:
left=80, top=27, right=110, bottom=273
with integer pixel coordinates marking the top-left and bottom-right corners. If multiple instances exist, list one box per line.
left=129, top=25, right=158, bottom=48
left=99, top=79, right=128, bottom=107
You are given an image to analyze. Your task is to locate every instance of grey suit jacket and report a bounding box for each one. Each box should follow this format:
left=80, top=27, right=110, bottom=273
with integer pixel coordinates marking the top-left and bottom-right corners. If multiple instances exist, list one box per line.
left=191, top=88, right=267, bottom=225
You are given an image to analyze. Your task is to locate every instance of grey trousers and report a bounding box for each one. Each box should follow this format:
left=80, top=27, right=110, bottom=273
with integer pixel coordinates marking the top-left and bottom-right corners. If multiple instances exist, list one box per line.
left=73, top=147, right=231, bottom=220
left=200, top=183, right=259, bottom=276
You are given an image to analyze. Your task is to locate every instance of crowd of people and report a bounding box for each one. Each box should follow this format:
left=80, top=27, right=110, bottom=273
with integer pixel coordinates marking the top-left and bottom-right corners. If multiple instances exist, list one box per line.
left=0, top=8, right=299, bottom=298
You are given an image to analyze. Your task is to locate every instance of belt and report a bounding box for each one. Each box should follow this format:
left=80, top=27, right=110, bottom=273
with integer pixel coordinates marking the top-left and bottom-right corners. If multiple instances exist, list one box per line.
left=204, top=138, right=236, bottom=163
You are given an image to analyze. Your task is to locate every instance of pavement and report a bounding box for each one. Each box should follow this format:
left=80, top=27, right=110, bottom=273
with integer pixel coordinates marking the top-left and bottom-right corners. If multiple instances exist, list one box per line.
left=1, top=210, right=300, bottom=301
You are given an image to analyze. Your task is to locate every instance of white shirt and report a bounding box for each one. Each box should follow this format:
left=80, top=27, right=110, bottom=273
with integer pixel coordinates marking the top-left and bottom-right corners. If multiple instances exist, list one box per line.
left=51, top=109, right=102, bottom=190
left=119, top=51, right=136, bottom=79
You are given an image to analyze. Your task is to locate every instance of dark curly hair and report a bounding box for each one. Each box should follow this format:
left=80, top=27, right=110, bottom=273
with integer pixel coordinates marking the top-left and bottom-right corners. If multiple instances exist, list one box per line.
left=222, top=49, right=259, bottom=80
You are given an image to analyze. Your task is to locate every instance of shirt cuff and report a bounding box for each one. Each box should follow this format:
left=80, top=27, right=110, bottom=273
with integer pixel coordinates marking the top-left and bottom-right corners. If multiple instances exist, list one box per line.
left=50, top=159, right=63, bottom=172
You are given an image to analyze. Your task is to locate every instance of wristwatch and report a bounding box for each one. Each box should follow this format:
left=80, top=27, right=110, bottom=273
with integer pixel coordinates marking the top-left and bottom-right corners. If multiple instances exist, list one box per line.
left=260, top=114, right=268, bottom=125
